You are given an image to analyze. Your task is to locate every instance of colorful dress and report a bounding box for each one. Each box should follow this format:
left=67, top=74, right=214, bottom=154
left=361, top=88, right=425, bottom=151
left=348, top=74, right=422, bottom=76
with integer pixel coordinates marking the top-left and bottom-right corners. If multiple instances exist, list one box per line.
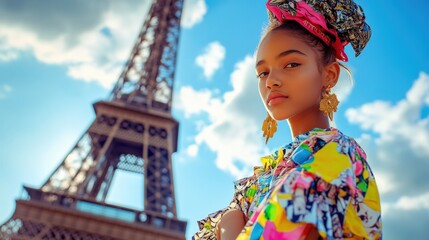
left=192, top=127, right=382, bottom=240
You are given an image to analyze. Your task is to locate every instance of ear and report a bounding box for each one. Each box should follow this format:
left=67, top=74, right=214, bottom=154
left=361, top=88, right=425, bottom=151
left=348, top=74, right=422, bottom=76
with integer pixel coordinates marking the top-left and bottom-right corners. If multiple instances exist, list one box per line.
left=322, top=61, right=340, bottom=88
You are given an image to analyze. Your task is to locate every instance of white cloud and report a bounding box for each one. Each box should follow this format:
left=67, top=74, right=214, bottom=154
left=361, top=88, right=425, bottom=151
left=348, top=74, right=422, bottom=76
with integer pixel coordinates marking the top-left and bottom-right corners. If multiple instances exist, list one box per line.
left=68, top=63, right=122, bottom=89
left=187, top=144, right=199, bottom=158
left=182, top=0, right=207, bottom=28
left=176, top=55, right=270, bottom=178
left=175, top=86, right=221, bottom=118
left=196, top=41, right=226, bottom=79
left=394, top=191, right=429, bottom=210
left=0, top=51, right=18, bottom=62
left=0, top=39, right=18, bottom=62
left=0, top=0, right=206, bottom=89
left=0, top=84, right=12, bottom=99
left=0, top=1, right=152, bottom=89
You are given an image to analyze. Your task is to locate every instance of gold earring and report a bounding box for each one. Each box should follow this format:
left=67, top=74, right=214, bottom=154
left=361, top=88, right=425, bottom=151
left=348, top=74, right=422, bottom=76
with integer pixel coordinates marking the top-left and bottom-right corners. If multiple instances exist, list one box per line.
left=319, top=85, right=339, bottom=121
left=262, top=112, right=277, bottom=144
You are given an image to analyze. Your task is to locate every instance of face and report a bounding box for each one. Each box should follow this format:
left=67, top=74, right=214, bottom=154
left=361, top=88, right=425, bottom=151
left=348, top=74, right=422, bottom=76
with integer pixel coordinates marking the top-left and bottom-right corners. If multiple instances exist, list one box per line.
left=256, top=29, right=327, bottom=121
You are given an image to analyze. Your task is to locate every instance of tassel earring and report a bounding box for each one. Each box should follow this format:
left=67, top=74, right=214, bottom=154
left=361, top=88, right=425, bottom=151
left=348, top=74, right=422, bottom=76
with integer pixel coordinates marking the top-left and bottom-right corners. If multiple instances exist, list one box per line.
left=262, top=112, right=277, bottom=144
left=319, top=85, right=339, bottom=121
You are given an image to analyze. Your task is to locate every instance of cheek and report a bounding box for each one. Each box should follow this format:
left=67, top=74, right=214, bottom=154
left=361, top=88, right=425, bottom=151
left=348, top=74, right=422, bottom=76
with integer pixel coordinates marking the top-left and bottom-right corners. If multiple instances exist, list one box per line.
left=289, top=69, right=322, bottom=102
left=258, top=81, right=267, bottom=100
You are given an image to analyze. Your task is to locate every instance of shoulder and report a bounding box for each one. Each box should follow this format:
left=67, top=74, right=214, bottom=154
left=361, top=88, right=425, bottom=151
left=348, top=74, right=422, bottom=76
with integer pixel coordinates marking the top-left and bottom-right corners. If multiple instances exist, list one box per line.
left=290, top=129, right=370, bottom=190
left=292, top=129, right=366, bottom=163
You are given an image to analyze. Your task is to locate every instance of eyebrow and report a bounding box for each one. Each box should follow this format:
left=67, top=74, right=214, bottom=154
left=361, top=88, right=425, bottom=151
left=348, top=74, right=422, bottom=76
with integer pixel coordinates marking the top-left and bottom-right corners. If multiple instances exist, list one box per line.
left=256, top=49, right=306, bottom=67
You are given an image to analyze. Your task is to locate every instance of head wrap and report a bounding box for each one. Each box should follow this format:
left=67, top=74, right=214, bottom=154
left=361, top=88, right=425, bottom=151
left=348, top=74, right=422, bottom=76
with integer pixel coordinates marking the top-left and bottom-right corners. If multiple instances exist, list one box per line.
left=266, top=0, right=371, bottom=62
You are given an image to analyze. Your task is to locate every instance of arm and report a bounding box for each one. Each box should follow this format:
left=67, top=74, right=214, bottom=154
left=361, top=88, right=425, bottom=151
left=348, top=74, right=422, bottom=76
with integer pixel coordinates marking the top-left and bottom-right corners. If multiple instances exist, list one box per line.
left=216, top=208, right=246, bottom=240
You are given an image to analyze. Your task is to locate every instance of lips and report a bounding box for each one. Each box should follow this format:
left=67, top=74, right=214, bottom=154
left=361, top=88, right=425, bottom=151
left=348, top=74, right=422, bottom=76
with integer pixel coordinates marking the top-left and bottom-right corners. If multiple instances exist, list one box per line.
left=267, top=91, right=288, bottom=105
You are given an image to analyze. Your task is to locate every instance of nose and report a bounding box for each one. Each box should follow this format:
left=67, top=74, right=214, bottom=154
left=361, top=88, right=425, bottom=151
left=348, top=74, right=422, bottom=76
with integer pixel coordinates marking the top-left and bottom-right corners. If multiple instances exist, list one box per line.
left=266, top=71, right=282, bottom=89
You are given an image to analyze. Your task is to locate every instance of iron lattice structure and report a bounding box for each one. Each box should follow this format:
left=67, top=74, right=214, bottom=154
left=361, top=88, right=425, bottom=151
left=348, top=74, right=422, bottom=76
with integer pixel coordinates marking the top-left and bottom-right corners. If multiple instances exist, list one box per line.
left=0, top=0, right=187, bottom=239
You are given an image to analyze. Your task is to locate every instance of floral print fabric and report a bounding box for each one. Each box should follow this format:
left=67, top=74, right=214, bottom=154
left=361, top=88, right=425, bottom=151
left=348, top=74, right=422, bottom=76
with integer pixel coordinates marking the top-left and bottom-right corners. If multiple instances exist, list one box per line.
left=193, top=127, right=382, bottom=240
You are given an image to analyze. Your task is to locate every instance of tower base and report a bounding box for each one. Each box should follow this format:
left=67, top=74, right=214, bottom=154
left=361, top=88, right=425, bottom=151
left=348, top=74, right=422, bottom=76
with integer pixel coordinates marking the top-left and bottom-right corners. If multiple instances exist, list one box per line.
left=0, top=187, right=186, bottom=240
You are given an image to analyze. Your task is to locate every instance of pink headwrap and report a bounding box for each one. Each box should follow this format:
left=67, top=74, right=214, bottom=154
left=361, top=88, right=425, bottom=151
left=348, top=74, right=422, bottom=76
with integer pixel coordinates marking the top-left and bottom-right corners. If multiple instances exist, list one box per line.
left=266, top=0, right=371, bottom=62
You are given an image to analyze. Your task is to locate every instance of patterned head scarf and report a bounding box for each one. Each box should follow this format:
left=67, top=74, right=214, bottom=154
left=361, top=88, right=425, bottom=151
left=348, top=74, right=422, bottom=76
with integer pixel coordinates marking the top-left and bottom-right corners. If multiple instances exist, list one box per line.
left=266, top=0, right=371, bottom=62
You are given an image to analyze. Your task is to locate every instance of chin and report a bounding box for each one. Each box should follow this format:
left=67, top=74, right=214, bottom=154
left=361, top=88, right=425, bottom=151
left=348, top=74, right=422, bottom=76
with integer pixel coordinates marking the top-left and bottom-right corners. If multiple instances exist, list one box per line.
left=269, top=111, right=293, bottom=121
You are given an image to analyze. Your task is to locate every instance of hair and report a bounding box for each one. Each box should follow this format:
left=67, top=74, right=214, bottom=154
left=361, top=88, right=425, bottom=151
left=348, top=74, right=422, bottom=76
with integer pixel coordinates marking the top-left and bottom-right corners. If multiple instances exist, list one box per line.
left=259, top=20, right=353, bottom=84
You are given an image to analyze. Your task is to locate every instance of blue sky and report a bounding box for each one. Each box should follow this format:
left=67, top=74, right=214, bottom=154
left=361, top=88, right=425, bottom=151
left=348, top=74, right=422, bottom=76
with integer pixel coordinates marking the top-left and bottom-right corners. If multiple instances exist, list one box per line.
left=0, top=0, right=429, bottom=239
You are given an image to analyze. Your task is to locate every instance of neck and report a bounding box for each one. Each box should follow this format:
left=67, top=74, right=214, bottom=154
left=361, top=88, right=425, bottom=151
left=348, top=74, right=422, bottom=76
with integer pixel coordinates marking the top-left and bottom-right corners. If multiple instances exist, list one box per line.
left=287, top=103, right=330, bottom=138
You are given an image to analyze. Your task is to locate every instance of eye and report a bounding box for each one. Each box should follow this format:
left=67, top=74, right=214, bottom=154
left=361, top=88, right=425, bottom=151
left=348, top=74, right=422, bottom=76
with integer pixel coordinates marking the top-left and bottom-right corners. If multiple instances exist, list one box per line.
left=256, top=71, right=269, bottom=79
left=284, top=62, right=301, bottom=68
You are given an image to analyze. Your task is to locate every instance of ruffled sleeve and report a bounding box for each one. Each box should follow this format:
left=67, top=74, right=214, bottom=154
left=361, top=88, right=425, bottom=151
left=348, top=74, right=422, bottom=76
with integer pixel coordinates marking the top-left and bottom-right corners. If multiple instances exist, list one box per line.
left=192, top=175, right=256, bottom=240
left=236, top=135, right=382, bottom=240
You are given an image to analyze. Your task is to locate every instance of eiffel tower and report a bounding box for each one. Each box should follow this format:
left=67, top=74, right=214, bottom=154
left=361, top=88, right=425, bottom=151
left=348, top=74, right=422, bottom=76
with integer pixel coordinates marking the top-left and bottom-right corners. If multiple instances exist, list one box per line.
left=0, top=0, right=187, bottom=239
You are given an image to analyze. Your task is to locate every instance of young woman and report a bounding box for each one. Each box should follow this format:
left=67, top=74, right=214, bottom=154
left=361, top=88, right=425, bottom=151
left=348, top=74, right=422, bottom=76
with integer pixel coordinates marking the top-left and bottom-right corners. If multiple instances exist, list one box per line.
left=193, top=0, right=382, bottom=239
